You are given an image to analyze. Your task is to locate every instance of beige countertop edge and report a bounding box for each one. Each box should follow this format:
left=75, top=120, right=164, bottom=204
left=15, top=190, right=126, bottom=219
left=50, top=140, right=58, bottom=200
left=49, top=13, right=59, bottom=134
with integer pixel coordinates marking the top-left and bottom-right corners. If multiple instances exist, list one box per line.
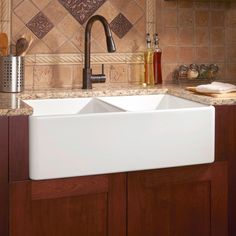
left=0, top=107, right=33, bottom=116
left=0, top=85, right=236, bottom=116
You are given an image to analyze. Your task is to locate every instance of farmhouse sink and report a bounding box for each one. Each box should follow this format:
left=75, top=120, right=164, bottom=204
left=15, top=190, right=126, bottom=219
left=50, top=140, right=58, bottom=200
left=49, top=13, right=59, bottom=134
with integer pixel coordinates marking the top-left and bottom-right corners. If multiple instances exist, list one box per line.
left=24, top=94, right=215, bottom=180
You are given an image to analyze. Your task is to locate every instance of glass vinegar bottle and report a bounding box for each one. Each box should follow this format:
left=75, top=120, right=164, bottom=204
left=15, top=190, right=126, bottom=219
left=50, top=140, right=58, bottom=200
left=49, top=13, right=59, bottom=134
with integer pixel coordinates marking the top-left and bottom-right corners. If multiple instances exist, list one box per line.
left=153, top=33, right=162, bottom=84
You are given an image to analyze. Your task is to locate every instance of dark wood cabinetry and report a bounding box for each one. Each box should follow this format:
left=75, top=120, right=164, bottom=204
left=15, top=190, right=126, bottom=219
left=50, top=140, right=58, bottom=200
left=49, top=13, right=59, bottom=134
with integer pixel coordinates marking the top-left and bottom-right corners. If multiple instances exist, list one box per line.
left=8, top=116, right=29, bottom=181
left=1, top=104, right=235, bottom=236
left=9, top=163, right=227, bottom=236
left=215, top=105, right=236, bottom=236
left=128, top=163, right=228, bottom=236
left=10, top=174, right=126, bottom=236
left=0, top=117, right=9, bottom=236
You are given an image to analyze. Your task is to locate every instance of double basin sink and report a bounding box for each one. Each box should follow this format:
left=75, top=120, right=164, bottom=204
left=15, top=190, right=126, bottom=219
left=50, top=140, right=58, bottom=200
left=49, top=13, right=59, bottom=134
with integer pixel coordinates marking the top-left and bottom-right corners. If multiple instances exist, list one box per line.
left=24, top=94, right=215, bottom=180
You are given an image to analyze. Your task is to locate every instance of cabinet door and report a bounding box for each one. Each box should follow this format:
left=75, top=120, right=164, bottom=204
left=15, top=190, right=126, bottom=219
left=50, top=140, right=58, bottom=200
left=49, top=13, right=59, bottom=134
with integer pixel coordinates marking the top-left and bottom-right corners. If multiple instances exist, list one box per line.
left=10, top=174, right=126, bottom=236
left=0, top=117, right=9, bottom=236
left=128, top=163, right=227, bottom=236
left=215, top=105, right=236, bottom=236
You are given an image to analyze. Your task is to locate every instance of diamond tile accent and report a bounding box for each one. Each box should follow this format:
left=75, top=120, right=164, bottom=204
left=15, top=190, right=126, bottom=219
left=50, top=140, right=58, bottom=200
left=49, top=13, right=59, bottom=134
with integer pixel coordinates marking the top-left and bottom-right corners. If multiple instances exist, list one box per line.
left=26, top=12, right=54, bottom=39
left=58, top=0, right=106, bottom=25
left=110, top=13, right=133, bottom=39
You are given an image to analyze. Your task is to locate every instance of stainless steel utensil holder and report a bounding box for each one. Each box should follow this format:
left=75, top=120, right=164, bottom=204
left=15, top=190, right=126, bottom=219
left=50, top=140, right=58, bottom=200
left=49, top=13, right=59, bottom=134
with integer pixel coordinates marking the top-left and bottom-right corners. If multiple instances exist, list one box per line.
left=0, top=56, right=24, bottom=93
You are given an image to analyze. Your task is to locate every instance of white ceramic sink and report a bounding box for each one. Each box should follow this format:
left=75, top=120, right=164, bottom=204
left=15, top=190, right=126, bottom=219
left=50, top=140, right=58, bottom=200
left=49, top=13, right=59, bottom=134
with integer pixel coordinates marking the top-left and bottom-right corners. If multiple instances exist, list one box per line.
left=98, top=94, right=206, bottom=111
left=24, top=94, right=215, bottom=180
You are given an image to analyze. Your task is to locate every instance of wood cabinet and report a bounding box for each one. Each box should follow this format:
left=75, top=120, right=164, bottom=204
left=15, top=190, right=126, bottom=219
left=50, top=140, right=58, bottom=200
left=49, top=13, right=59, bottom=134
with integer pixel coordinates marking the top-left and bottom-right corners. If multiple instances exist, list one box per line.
left=10, top=174, right=126, bottom=236
left=127, top=163, right=228, bottom=236
left=9, top=163, right=228, bottom=236
left=0, top=117, right=9, bottom=236
left=215, top=105, right=236, bottom=236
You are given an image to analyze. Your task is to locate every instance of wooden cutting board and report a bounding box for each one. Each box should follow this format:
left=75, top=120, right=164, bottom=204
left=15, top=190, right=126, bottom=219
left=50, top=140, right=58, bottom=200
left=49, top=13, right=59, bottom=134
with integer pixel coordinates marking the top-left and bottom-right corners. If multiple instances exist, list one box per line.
left=186, top=87, right=236, bottom=98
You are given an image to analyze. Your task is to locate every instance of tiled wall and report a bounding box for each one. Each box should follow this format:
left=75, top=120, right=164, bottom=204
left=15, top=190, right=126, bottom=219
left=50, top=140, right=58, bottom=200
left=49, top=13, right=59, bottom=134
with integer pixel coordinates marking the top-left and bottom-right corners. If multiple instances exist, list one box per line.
left=10, top=0, right=236, bottom=89
left=12, top=0, right=146, bottom=89
left=157, top=0, right=236, bottom=83
left=12, top=0, right=146, bottom=54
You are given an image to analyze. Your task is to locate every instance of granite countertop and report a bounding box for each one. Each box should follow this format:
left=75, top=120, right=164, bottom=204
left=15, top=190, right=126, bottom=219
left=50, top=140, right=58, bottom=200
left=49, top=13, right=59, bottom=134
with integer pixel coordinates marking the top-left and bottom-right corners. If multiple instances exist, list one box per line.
left=0, top=84, right=236, bottom=116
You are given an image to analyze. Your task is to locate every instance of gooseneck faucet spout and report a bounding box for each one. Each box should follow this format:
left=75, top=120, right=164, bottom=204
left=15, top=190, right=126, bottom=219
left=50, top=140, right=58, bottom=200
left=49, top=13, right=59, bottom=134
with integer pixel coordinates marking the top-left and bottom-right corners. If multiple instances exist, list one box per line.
left=82, top=15, right=116, bottom=89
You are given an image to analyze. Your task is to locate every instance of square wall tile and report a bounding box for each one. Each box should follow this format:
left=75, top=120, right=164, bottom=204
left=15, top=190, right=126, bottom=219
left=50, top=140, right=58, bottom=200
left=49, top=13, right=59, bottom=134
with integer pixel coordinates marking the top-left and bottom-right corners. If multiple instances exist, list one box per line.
left=42, top=27, right=67, bottom=52
left=195, top=28, right=210, bottom=46
left=31, top=0, right=51, bottom=10
left=108, top=64, right=128, bottom=83
left=178, top=28, right=194, bottom=46
left=33, top=66, right=53, bottom=89
left=162, top=46, right=178, bottom=63
left=211, top=47, right=225, bottom=63
left=162, top=10, right=178, bottom=27
left=110, top=13, right=133, bottom=39
left=52, top=66, right=73, bottom=88
left=26, top=12, right=54, bottom=39
left=58, top=0, right=106, bottom=25
left=211, top=28, right=225, bottom=46
left=14, top=0, right=39, bottom=24
left=178, top=9, right=194, bottom=27
left=196, top=47, right=210, bottom=63
left=161, top=28, right=178, bottom=46
left=122, top=1, right=144, bottom=24
left=178, top=47, right=195, bottom=63
left=211, top=11, right=225, bottom=27
left=43, top=0, right=68, bottom=25
left=12, top=0, right=24, bottom=10
left=195, top=10, right=210, bottom=27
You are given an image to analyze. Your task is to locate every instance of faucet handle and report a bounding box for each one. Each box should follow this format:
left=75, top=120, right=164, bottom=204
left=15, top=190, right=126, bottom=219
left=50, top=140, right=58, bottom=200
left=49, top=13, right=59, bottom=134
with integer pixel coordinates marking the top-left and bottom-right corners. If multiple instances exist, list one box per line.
left=91, top=64, right=106, bottom=83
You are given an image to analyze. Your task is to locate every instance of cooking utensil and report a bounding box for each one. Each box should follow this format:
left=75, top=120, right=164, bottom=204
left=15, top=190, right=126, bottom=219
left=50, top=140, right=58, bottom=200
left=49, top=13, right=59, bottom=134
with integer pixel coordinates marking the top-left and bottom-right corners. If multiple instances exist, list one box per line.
left=16, top=37, right=29, bottom=56
left=21, top=34, right=33, bottom=56
left=0, top=33, right=8, bottom=56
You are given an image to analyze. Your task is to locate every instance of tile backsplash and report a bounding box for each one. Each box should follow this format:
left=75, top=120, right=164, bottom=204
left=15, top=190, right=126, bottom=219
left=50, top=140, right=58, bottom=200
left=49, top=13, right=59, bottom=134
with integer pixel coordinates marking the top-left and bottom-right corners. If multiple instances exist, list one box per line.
left=9, top=0, right=236, bottom=89
left=157, top=0, right=236, bottom=83
left=12, top=0, right=146, bottom=54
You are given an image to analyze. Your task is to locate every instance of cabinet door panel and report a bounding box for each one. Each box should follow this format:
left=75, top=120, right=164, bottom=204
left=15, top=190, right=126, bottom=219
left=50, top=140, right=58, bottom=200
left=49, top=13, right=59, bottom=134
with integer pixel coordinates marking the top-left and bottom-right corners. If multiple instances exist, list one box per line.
left=9, top=116, right=29, bottom=181
left=31, top=193, right=107, bottom=236
left=215, top=105, right=236, bottom=236
left=0, top=117, right=9, bottom=236
left=10, top=174, right=126, bottom=236
left=128, top=163, right=227, bottom=236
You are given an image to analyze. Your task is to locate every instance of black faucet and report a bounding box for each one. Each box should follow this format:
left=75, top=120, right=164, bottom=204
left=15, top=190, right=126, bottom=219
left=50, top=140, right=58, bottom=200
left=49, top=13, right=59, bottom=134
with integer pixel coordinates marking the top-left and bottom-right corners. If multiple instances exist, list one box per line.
left=82, top=15, right=116, bottom=89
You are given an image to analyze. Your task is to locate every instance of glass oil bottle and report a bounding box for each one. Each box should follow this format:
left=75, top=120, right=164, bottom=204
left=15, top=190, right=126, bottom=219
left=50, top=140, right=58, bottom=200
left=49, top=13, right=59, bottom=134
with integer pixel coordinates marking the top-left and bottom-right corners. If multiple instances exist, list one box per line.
left=153, top=33, right=162, bottom=84
left=144, top=33, right=154, bottom=85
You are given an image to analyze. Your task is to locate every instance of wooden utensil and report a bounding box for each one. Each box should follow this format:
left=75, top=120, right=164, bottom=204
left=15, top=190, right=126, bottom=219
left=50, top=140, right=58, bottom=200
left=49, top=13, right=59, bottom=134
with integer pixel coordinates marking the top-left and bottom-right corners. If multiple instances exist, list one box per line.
left=21, top=34, right=33, bottom=56
left=0, top=33, right=8, bottom=56
left=186, top=86, right=236, bottom=98
left=16, top=37, right=29, bottom=56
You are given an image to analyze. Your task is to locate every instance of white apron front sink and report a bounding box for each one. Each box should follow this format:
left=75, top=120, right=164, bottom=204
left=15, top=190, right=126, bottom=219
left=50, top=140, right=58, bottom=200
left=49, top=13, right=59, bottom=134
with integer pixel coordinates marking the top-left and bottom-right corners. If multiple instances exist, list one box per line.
left=24, top=94, right=215, bottom=180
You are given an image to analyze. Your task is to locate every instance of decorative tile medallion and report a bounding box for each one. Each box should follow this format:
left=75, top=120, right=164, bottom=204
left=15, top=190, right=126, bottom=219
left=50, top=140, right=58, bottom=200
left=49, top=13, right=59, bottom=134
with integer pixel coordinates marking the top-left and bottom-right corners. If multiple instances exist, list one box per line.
left=110, top=13, right=133, bottom=39
left=58, top=0, right=106, bottom=25
left=26, top=12, right=54, bottom=39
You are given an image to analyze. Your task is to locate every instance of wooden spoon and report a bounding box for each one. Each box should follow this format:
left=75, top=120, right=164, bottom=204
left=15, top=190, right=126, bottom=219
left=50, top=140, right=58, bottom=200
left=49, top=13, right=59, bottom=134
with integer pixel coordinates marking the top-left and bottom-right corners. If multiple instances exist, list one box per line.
left=21, top=34, right=34, bottom=56
left=16, top=37, right=29, bottom=56
left=0, top=33, right=8, bottom=56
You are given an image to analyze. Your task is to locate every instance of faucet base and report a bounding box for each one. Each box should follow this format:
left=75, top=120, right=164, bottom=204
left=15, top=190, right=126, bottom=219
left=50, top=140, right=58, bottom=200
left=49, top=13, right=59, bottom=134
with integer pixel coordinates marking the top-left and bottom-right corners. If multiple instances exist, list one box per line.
left=82, top=68, right=92, bottom=89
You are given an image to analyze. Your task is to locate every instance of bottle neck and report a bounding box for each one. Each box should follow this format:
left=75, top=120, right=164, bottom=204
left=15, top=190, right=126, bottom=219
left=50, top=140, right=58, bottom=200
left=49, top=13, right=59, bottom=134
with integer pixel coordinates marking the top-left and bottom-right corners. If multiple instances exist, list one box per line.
left=147, top=41, right=151, bottom=49
left=154, top=43, right=161, bottom=52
